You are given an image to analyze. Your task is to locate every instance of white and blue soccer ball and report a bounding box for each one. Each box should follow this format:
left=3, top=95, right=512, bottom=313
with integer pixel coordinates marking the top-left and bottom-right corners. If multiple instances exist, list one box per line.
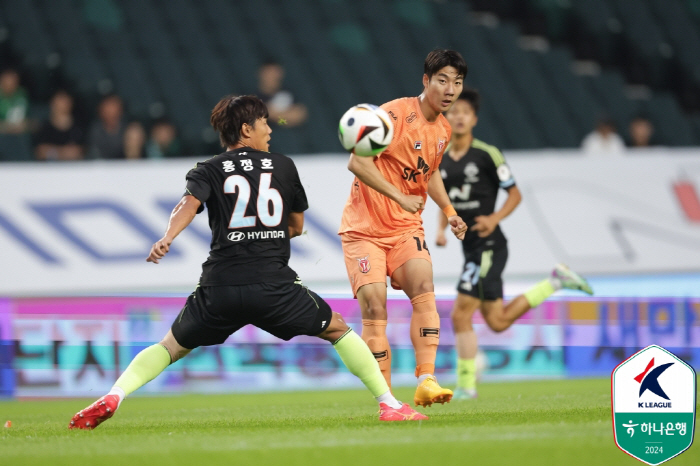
left=338, top=104, right=394, bottom=157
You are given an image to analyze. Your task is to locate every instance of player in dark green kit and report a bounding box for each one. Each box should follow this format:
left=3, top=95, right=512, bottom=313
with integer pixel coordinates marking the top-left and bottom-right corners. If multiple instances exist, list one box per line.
left=436, top=90, right=593, bottom=400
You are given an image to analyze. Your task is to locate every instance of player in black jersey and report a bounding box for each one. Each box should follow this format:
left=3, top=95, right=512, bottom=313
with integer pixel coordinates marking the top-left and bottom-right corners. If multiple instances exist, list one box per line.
left=436, top=90, right=593, bottom=400
left=69, top=96, right=426, bottom=429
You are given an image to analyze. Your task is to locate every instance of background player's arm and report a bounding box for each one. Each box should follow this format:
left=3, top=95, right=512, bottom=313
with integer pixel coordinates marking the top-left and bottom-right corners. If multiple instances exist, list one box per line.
left=473, top=186, right=522, bottom=237
left=288, top=211, right=304, bottom=238
left=347, top=153, right=424, bottom=213
left=147, top=195, right=201, bottom=263
left=427, top=172, right=467, bottom=240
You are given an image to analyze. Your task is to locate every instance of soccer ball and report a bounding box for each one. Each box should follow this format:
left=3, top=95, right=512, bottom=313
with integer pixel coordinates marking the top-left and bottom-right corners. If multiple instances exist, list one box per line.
left=338, top=104, right=394, bottom=157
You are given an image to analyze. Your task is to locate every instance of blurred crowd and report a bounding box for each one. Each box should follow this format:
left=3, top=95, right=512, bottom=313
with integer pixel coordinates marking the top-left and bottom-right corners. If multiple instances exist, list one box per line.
left=0, top=61, right=308, bottom=162
left=0, top=68, right=182, bottom=162
left=0, top=61, right=661, bottom=161
left=581, top=114, right=656, bottom=156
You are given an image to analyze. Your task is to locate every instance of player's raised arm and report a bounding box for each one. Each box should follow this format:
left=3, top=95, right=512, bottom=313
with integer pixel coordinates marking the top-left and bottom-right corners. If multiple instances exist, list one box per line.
left=347, top=153, right=424, bottom=213
left=427, top=171, right=467, bottom=240
left=147, top=194, right=201, bottom=263
left=473, top=185, right=522, bottom=238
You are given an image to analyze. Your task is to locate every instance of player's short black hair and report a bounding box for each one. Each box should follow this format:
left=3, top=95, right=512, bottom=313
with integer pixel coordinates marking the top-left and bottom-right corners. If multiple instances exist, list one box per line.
left=424, top=49, right=468, bottom=79
left=456, top=88, right=480, bottom=114
left=210, top=95, right=269, bottom=148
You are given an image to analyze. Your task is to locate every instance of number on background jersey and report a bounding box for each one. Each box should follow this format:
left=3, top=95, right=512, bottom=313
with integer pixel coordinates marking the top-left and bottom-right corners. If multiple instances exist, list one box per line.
left=460, top=262, right=481, bottom=286
left=224, top=174, right=283, bottom=228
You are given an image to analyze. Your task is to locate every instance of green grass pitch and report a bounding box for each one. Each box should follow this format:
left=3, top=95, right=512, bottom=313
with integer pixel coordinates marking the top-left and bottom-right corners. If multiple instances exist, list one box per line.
left=1, top=378, right=697, bottom=466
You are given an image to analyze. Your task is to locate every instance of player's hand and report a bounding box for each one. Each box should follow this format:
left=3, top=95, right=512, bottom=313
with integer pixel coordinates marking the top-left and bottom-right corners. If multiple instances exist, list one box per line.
left=147, top=236, right=173, bottom=264
left=448, top=215, right=467, bottom=240
left=436, top=231, right=447, bottom=247
left=398, top=194, right=424, bottom=213
left=472, top=215, right=498, bottom=237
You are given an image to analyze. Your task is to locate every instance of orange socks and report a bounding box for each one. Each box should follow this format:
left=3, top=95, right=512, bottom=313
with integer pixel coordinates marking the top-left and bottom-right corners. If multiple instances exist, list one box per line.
left=361, top=319, right=392, bottom=387
left=410, top=292, right=440, bottom=377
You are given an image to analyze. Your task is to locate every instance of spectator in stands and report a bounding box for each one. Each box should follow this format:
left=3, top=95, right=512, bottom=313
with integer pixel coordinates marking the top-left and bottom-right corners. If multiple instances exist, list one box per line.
left=34, top=90, right=85, bottom=161
left=256, top=61, right=307, bottom=127
left=123, top=121, right=146, bottom=159
left=87, top=94, right=125, bottom=159
left=0, top=68, right=29, bottom=134
left=628, top=115, right=655, bottom=147
left=581, top=116, right=625, bottom=155
left=146, top=119, right=181, bottom=158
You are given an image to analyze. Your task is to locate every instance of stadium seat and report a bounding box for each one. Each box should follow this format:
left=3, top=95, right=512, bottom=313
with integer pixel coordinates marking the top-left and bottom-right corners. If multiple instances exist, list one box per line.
left=538, top=47, right=604, bottom=139
left=0, top=0, right=697, bottom=153
left=641, top=93, right=696, bottom=146
left=483, top=25, right=579, bottom=147
left=0, top=134, right=33, bottom=162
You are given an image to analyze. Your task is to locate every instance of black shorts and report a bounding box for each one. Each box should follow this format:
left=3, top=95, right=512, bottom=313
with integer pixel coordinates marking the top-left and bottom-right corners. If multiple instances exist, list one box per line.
left=457, top=242, right=508, bottom=301
left=171, top=279, right=333, bottom=349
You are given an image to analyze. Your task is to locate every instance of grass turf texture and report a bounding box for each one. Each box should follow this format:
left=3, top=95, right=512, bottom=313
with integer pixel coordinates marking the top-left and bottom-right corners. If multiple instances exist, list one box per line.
left=1, top=378, right=697, bottom=466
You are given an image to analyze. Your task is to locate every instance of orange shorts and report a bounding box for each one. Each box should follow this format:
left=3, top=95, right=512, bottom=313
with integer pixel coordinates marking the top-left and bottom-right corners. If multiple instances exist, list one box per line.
left=341, top=230, right=432, bottom=298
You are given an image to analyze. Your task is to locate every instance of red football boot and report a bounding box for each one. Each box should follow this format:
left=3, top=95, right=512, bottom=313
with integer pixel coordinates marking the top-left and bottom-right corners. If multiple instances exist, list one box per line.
left=379, top=402, right=429, bottom=421
left=68, top=394, right=119, bottom=430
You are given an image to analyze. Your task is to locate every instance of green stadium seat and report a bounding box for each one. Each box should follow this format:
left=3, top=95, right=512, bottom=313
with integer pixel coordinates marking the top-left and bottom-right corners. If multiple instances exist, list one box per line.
left=1, top=0, right=55, bottom=68
left=583, top=72, right=638, bottom=132
left=538, top=47, right=604, bottom=139
left=641, top=93, right=695, bottom=146
left=483, top=25, right=579, bottom=147
left=605, top=0, right=671, bottom=86
left=648, top=0, right=700, bottom=88
left=0, top=134, right=33, bottom=162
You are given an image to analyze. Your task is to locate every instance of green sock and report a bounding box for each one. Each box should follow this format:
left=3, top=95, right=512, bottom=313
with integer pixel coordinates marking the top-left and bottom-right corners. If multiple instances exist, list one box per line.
left=523, top=278, right=556, bottom=308
left=457, top=358, right=477, bottom=390
left=333, top=329, right=390, bottom=398
left=114, top=344, right=171, bottom=396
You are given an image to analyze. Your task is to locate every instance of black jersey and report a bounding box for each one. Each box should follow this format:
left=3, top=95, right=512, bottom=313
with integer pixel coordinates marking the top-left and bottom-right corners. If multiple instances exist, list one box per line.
left=440, top=138, right=516, bottom=248
left=184, top=147, right=308, bottom=286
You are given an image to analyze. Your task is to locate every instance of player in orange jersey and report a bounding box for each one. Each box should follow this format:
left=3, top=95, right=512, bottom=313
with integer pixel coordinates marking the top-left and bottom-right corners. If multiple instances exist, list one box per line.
left=339, top=49, right=468, bottom=407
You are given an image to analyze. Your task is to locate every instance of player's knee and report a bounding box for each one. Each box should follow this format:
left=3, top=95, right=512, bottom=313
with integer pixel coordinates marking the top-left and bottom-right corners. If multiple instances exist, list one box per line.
left=413, top=280, right=434, bottom=297
left=318, top=312, right=349, bottom=342
left=160, top=330, right=192, bottom=363
left=485, top=319, right=509, bottom=333
left=451, top=308, right=473, bottom=331
left=363, top=300, right=388, bottom=321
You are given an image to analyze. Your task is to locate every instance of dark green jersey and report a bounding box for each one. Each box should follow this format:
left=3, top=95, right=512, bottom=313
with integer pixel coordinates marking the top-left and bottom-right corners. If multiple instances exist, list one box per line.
left=439, top=138, right=516, bottom=249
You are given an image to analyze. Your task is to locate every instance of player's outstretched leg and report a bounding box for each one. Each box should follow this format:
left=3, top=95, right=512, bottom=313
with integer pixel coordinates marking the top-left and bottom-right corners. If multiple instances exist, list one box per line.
left=356, top=283, right=393, bottom=387
left=451, top=294, right=481, bottom=400
left=480, top=264, right=594, bottom=334
left=392, top=259, right=453, bottom=407
left=69, top=330, right=189, bottom=430
left=318, top=312, right=427, bottom=421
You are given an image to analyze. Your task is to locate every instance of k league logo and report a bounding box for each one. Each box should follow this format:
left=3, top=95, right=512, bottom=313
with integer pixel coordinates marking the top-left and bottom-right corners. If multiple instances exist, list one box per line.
left=612, top=345, right=696, bottom=465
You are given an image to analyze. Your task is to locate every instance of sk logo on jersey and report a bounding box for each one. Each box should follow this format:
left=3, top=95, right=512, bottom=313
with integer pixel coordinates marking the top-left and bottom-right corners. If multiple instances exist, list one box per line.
left=402, top=156, right=431, bottom=183
left=357, top=255, right=371, bottom=273
left=437, top=139, right=445, bottom=153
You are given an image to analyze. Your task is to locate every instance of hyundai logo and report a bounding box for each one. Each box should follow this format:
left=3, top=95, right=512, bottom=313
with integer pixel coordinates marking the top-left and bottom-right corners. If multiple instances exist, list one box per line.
left=227, top=231, right=246, bottom=242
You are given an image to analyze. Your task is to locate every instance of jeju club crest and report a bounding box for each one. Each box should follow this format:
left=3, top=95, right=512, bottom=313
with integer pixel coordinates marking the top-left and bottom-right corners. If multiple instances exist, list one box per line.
left=357, top=255, right=371, bottom=274
left=612, top=345, right=696, bottom=465
left=437, top=139, right=445, bottom=154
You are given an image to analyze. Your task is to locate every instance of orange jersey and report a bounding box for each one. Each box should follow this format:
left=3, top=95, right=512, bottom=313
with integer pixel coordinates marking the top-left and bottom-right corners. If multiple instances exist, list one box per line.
left=339, top=97, right=451, bottom=237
